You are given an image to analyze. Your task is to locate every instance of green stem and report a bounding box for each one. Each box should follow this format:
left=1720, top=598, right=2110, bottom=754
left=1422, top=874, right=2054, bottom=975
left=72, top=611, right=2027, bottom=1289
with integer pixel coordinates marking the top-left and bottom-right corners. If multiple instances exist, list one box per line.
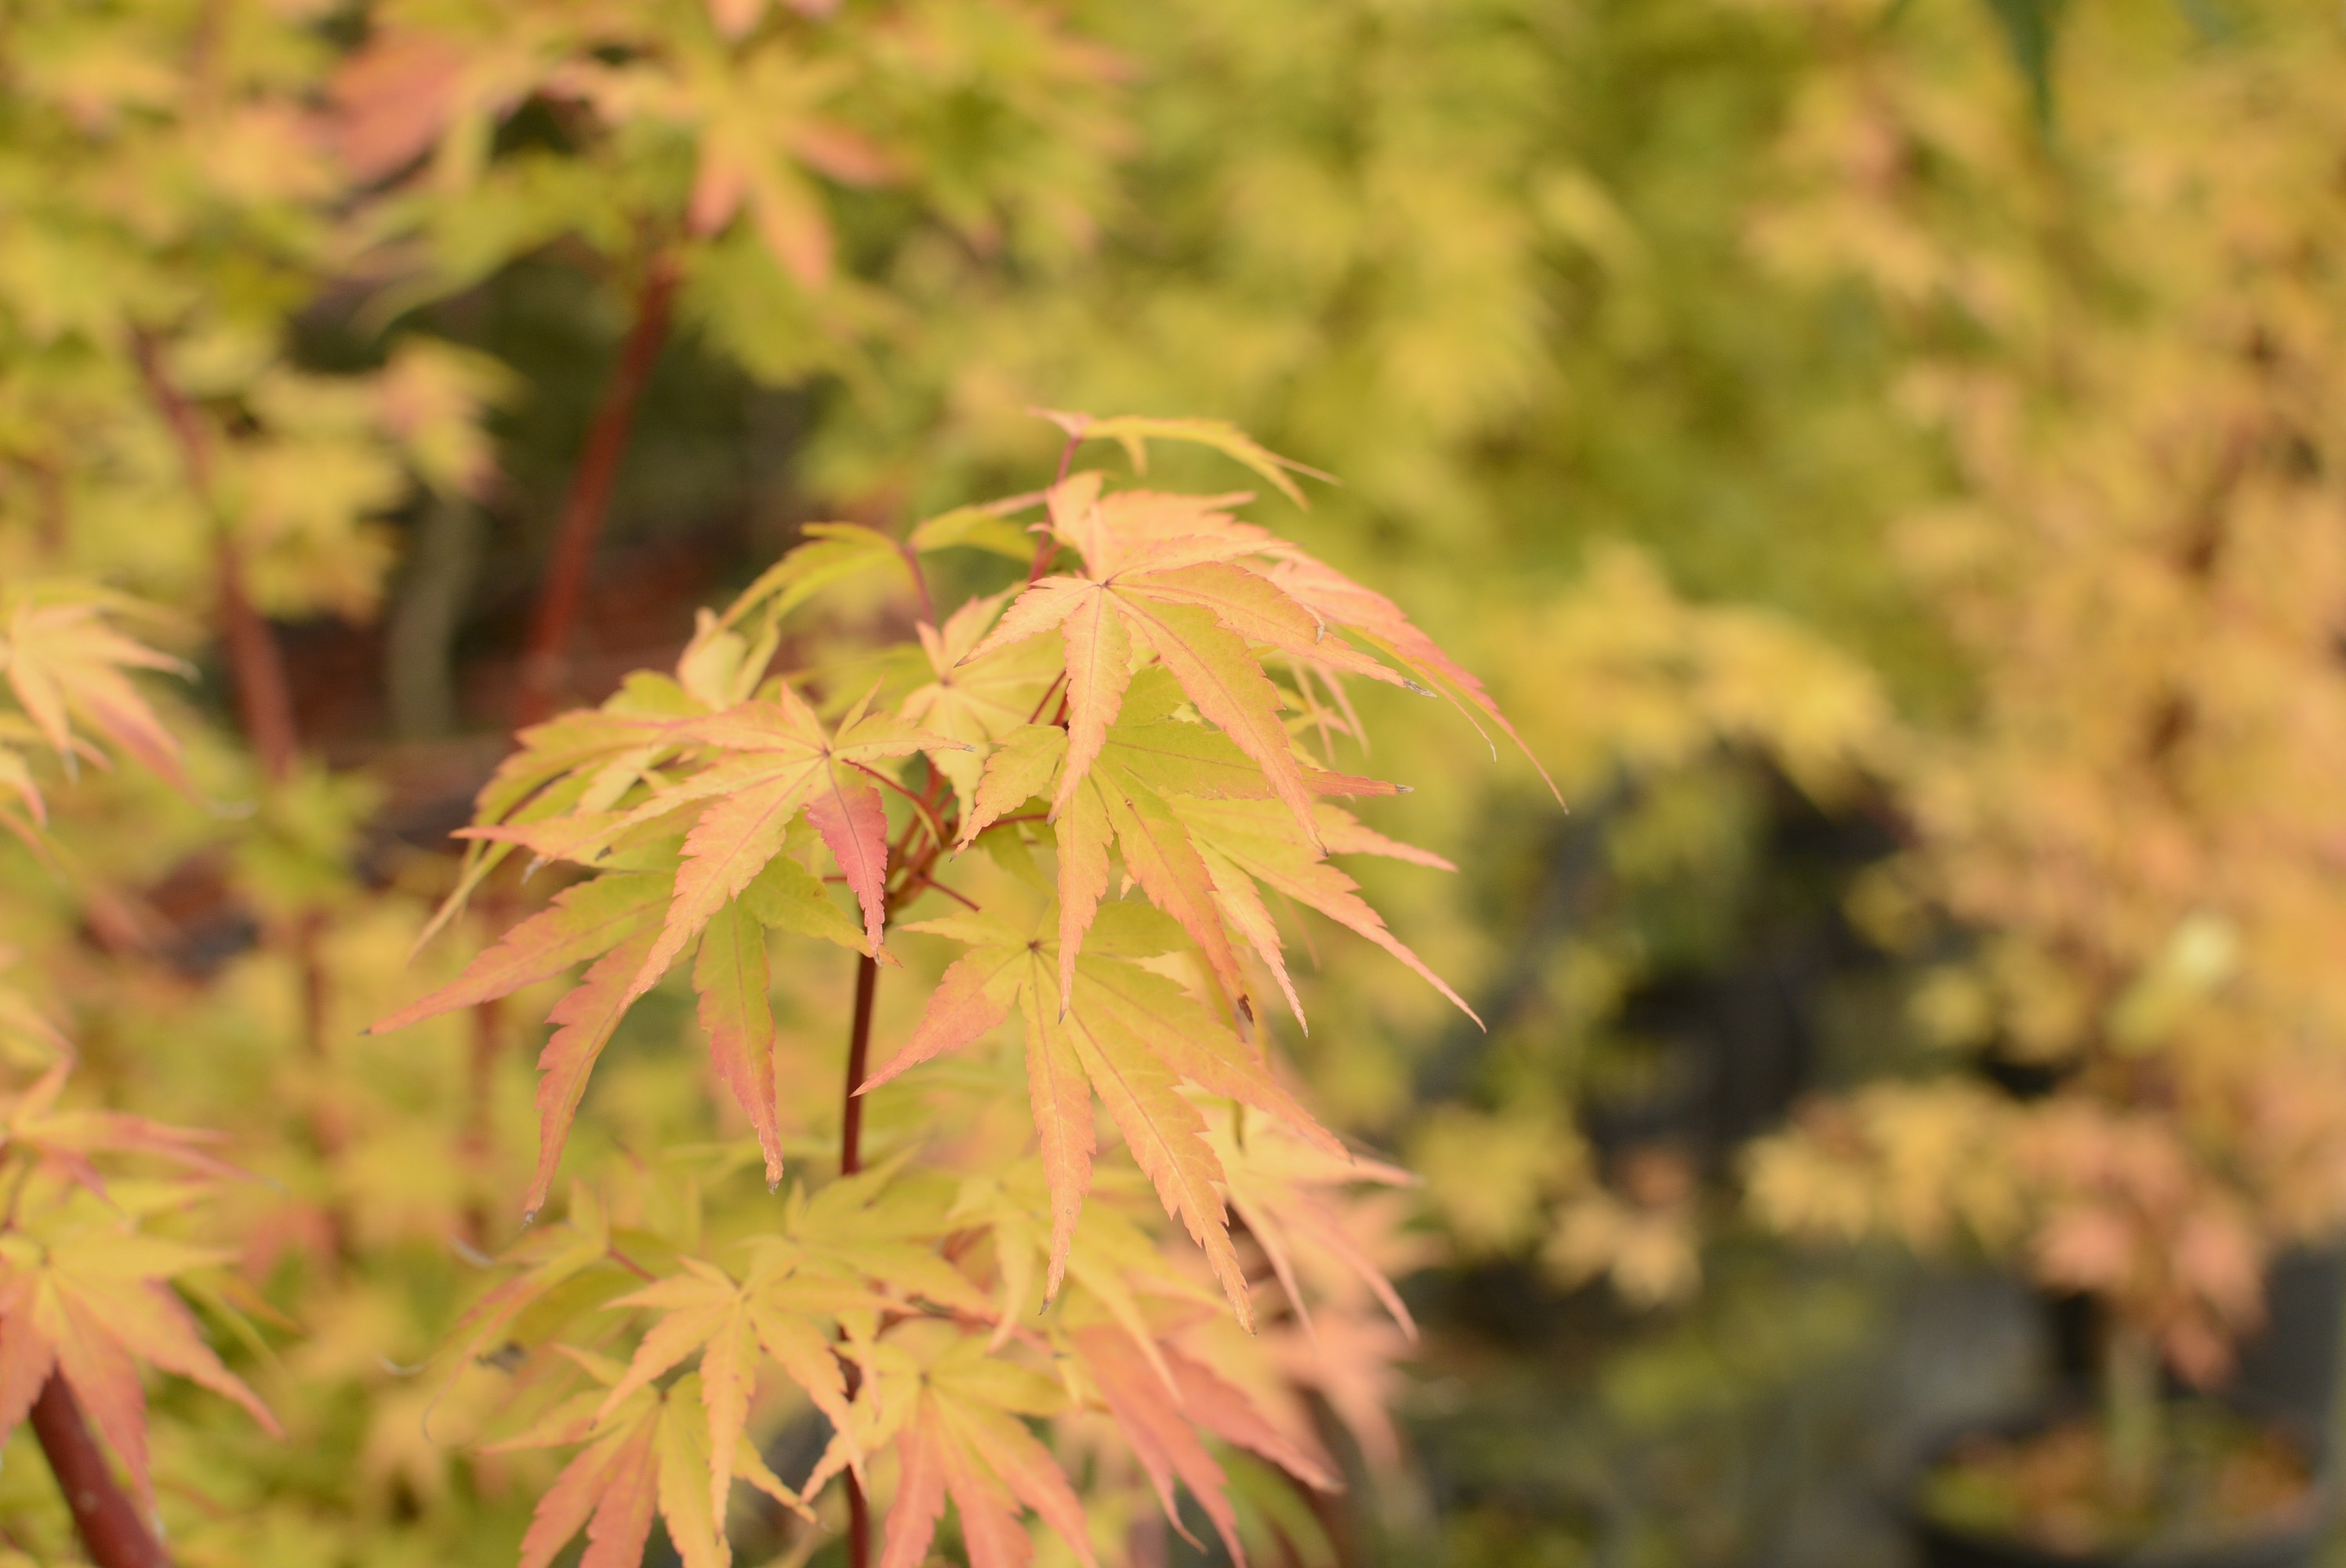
left=2103, top=1319, right=2161, bottom=1507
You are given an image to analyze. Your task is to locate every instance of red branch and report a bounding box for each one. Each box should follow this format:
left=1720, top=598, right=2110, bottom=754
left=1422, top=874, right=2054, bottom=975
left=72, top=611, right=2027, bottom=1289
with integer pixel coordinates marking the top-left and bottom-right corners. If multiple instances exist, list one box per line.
left=214, top=543, right=300, bottom=783
left=131, top=332, right=299, bottom=782
left=840, top=953, right=878, bottom=1180
left=837, top=949, right=881, bottom=1568
left=514, top=254, right=681, bottom=725
left=31, top=1374, right=169, bottom=1568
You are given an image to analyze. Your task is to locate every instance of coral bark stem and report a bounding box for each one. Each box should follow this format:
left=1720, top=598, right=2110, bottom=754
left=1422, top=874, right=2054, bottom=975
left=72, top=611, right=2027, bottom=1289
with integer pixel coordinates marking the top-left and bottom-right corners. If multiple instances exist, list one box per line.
left=31, top=1374, right=169, bottom=1568
left=514, top=255, right=680, bottom=724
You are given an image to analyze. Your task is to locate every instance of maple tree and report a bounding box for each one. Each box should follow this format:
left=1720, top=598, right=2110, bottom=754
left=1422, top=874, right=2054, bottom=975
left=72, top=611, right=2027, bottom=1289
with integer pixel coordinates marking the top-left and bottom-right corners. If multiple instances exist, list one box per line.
left=366, top=413, right=1537, bottom=1567
left=0, top=592, right=281, bottom=1567
left=15, top=0, right=2345, bottom=1563
left=1735, top=0, right=2346, bottom=1535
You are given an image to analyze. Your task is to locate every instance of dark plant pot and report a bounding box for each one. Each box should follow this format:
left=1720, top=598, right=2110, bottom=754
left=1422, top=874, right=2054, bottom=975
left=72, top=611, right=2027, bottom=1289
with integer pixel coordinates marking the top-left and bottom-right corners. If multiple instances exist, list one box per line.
left=2229, top=1246, right=2346, bottom=1454
left=1911, top=1508, right=2326, bottom=1568
left=1903, top=1414, right=2330, bottom=1568
left=2046, top=1244, right=2346, bottom=1454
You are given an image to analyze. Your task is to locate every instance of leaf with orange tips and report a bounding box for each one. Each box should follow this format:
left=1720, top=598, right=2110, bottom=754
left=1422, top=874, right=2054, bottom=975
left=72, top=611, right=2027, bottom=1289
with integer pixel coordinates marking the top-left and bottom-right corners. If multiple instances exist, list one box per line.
left=655, top=1378, right=731, bottom=1568
left=1074, top=1327, right=1248, bottom=1563
left=1072, top=964, right=1338, bottom=1156
left=0, top=1211, right=274, bottom=1508
left=633, top=769, right=817, bottom=1002
left=957, top=574, right=1091, bottom=670
left=867, top=913, right=1306, bottom=1311
left=1199, top=844, right=1306, bottom=1029
left=372, top=873, right=665, bottom=1035
left=1019, top=987, right=1095, bottom=1298
left=1165, top=1347, right=1340, bottom=1491
left=859, top=938, right=1022, bottom=1092
left=626, top=695, right=957, bottom=990
left=1263, top=550, right=1557, bottom=802
left=1035, top=412, right=1327, bottom=509
left=957, top=725, right=1066, bottom=848
left=1051, top=586, right=1135, bottom=820
left=3, top=601, right=191, bottom=795
left=1115, top=597, right=1319, bottom=849
left=1062, top=1005, right=1249, bottom=1324
left=528, top=924, right=666, bottom=1219
left=515, top=1400, right=659, bottom=1568
left=808, top=771, right=889, bottom=956
left=1180, top=797, right=1478, bottom=1026
left=1096, top=775, right=1248, bottom=1008
left=695, top=901, right=783, bottom=1185
left=933, top=1403, right=1031, bottom=1568
left=1054, top=779, right=1112, bottom=1014
left=878, top=1398, right=950, bottom=1568
left=939, top=1395, right=1097, bottom=1568
left=1124, top=562, right=1406, bottom=691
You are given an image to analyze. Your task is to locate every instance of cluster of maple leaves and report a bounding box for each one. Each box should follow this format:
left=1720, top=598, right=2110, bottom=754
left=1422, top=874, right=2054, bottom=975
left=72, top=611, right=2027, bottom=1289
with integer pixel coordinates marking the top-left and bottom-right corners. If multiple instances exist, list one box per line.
left=0, top=419, right=1524, bottom=1566
left=348, top=418, right=1536, bottom=1566
left=0, top=594, right=284, bottom=1528
left=1737, top=0, right=2346, bottom=1386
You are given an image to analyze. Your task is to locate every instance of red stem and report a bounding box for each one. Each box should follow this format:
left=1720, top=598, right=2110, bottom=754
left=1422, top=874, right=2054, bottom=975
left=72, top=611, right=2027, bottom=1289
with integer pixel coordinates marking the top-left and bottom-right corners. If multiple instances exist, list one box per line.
left=215, top=543, right=300, bottom=783
left=841, top=953, right=877, bottom=1179
left=514, top=255, right=681, bottom=725
left=846, top=1470, right=871, bottom=1568
left=131, top=332, right=300, bottom=782
left=1022, top=430, right=1086, bottom=586
left=838, top=949, right=880, bottom=1568
left=31, top=1374, right=168, bottom=1568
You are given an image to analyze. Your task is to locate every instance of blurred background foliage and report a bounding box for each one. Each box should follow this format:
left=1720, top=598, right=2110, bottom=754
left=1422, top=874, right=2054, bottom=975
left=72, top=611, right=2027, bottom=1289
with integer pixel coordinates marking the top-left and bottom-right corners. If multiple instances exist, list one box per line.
left=6, top=0, right=2346, bottom=1563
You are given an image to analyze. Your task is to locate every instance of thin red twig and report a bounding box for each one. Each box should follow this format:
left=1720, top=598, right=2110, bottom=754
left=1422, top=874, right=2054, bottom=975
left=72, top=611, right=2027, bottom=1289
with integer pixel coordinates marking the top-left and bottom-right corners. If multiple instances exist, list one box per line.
left=895, top=866, right=979, bottom=912
left=895, top=539, right=936, bottom=628
left=1023, top=430, right=1086, bottom=586
left=131, top=331, right=300, bottom=782
left=847, top=759, right=952, bottom=852
left=514, top=253, right=681, bottom=725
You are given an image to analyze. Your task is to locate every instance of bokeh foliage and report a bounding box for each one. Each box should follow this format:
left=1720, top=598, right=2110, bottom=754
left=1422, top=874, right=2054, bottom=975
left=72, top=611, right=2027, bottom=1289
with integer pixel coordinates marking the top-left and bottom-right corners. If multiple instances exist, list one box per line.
left=3, top=0, right=2343, bottom=1564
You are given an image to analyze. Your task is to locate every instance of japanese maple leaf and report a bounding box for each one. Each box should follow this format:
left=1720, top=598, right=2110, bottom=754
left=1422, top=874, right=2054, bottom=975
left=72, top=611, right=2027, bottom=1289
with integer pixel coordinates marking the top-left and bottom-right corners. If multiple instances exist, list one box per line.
left=0, top=1062, right=242, bottom=1197
left=957, top=680, right=1401, bottom=1016
left=1259, top=547, right=1560, bottom=801
left=378, top=687, right=961, bottom=1211
left=372, top=872, right=670, bottom=1214
left=415, top=693, right=686, bottom=953
left=859, top=906, right=1341, bottom=1323
left=981, top=449, right=1556, bottom=804
left=1074, top=1325, right=1337, bottom=1566
left=897, top=588, right=1061, bottom=812
left=493, top=1361, right=807, bottom=1568
left=808, top=1323, right=1096, bottom=1568
left=958, top=474, right=1414, bottom=851
left=1206, top=1108, right=1424, bottom=1345
left=576, top=1161, right=990, bottom=1522
left=594, top=1254, right=888, bottom=1523
left=613, top=683, right=963, bottom=985
left=1173, top=794, right=1477, bottom=1033
left=0, top=1181, right=278, bottom=1508
left=2, top=600, right=191, bottom=795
